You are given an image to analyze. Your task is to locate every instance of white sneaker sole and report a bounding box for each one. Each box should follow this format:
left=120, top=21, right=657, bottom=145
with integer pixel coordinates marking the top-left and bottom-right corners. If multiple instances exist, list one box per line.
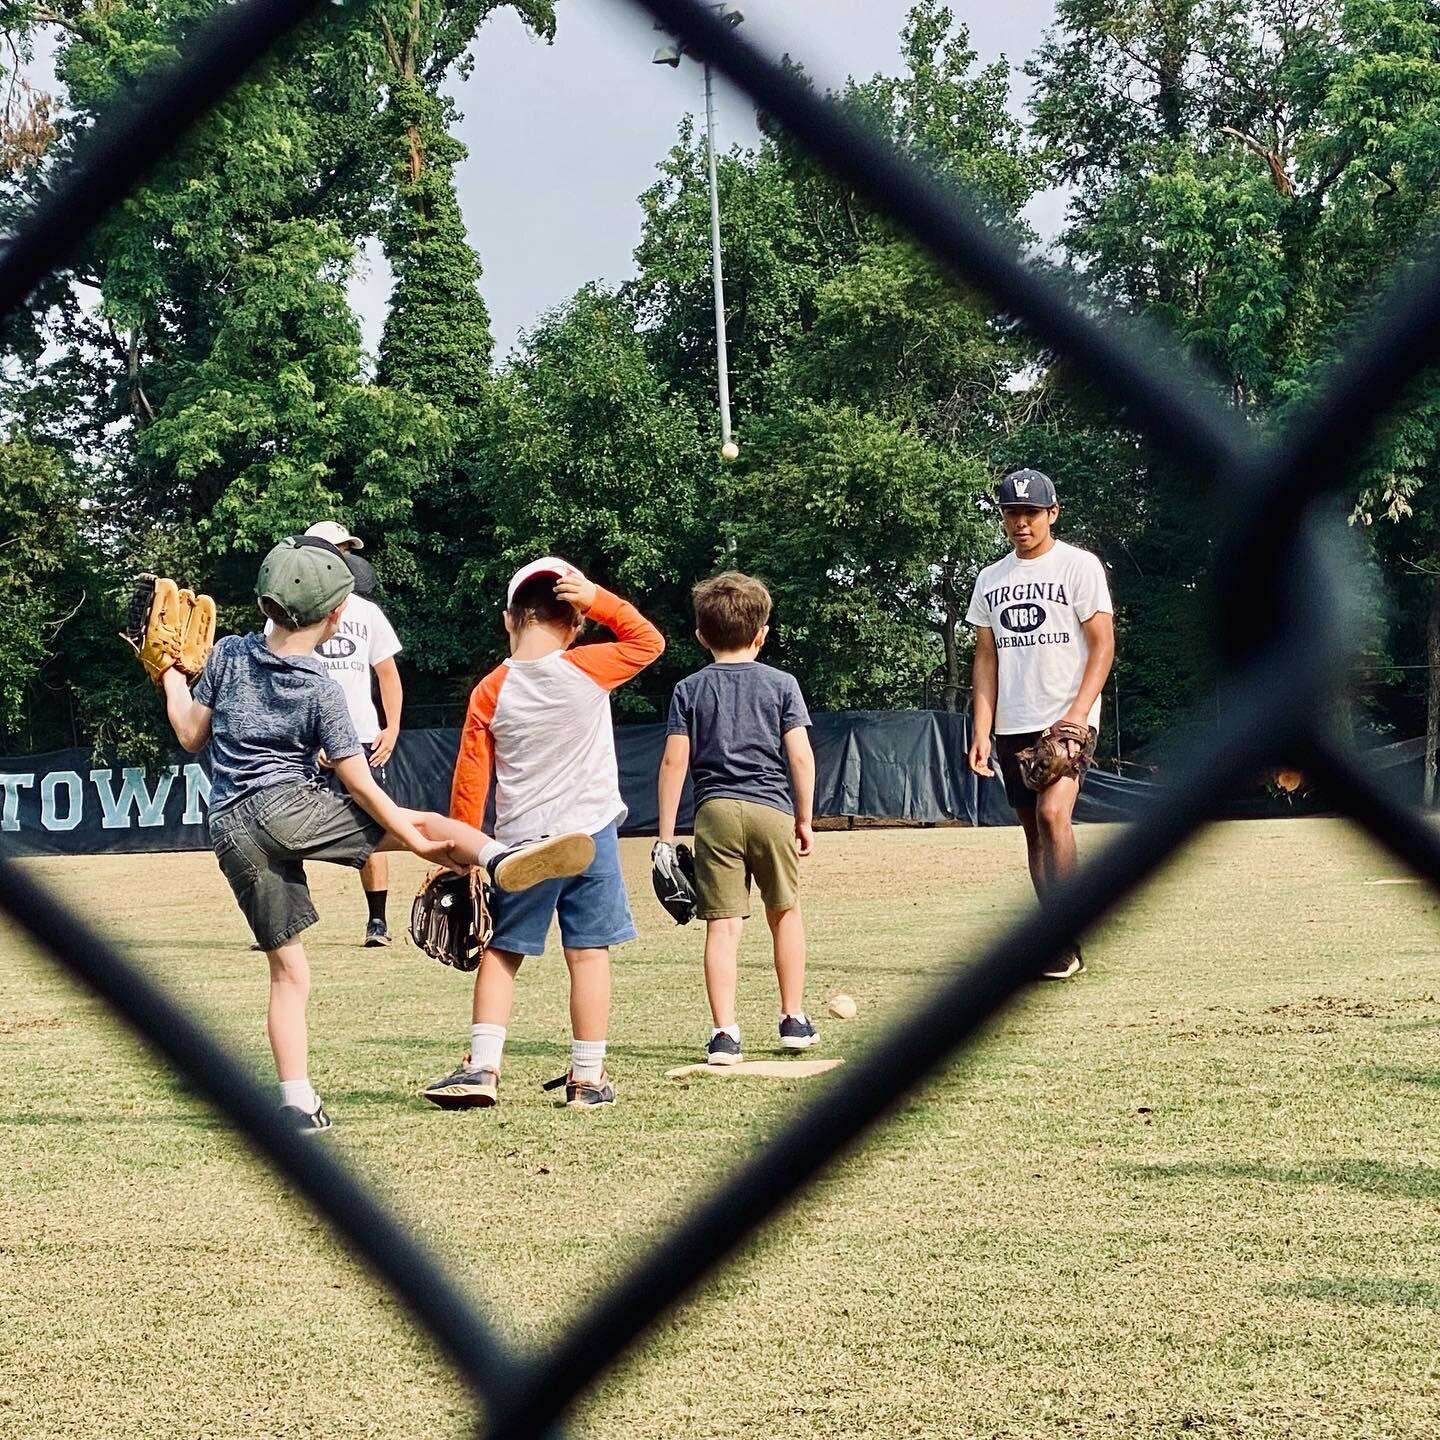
left=780, top=1035, right=818, bottom=1051
left=493, top=833, right=596, bottom=892
left=707, top=1051, right=743, bottom=1066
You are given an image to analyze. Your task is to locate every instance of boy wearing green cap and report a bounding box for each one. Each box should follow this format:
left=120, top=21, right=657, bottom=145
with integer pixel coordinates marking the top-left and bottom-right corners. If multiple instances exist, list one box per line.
left=158, top=536, right=595, bottom=1132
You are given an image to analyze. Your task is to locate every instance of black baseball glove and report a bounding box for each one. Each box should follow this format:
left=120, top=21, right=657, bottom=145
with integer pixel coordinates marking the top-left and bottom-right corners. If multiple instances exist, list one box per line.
left=651, top=841, right=698, bottom=925
left=409, top=867, right=492, bottom=971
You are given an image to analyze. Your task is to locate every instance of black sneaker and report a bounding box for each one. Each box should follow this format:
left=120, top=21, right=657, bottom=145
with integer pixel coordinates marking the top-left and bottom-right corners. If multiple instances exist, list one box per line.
left=488, top=833, right=596, bottom=893
left=421, top=1055, right=500, bottom=1109
left=281, top=1102, right=332, bottom=1133
left=364, top=918, right=392, bottom=948
left=1040, top=947, right=1085, bottom=980
left=542, top=1071, right=616, bottom=1108
left=707, top=1031, right=743, bottom=1066
left=779, top=1014, right=819, bottom=1051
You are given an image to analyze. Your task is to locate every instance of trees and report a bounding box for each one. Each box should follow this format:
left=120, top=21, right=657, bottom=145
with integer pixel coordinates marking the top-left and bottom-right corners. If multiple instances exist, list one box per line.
left=1027, top=0, right=1440, bottom=757
left=629, top=3, right=1042, bottom=710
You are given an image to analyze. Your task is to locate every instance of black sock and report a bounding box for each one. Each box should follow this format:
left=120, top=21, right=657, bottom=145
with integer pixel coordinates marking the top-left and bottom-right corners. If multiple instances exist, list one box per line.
left=366, top=889, right=388, bottom=925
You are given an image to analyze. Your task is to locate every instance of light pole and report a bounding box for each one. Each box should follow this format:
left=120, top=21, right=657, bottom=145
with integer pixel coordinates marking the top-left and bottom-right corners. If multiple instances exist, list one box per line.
left=653, top=5, right=743, bottom=466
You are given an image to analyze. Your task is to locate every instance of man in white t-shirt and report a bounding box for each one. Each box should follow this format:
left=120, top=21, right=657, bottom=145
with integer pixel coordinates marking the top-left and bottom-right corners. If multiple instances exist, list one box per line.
left=965, top=470, right=1115, bottom=979
left=303, top=521, right=405, bottom=946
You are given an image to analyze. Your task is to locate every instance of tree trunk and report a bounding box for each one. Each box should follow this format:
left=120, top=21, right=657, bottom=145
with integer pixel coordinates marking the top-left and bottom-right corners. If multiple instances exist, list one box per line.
left=938, top=561, right=961, bottom=713
left=941, top=600, right=960, bottom=713
left=1427, top=567, right=1440, bottom=807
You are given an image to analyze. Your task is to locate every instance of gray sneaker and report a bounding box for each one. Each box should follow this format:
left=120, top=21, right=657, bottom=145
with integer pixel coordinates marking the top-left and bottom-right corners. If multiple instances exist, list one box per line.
left=779, top=1014, right=819, bottom=1051
left=422, top=1056, right=500, bottom=1109
left=707, top=1032, right=743, bottom=1066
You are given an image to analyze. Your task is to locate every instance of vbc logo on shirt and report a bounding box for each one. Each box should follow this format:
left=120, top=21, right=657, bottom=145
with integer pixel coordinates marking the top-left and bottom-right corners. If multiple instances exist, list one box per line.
left=999, top=602, right=1047, bottom=634
left=318, top=636, right=358, bottom=660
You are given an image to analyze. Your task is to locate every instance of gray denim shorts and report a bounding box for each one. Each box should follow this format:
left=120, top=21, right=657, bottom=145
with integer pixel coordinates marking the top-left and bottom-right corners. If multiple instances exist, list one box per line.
left=208, top=781, right=385, bottom=950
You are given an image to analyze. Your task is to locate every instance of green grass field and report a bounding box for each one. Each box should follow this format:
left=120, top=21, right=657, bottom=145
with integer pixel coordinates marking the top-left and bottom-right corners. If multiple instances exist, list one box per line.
left=4, top=819, right=1440, bottom=1439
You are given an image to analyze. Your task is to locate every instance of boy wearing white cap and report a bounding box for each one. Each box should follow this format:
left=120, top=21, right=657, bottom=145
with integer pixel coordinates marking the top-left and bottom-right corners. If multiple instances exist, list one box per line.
left=423, top=558, right=665, bottom=1110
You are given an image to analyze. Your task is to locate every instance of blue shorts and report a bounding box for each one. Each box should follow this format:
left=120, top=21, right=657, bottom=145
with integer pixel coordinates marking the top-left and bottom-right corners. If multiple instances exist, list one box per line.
left=488, top=823, right=637, bottom=956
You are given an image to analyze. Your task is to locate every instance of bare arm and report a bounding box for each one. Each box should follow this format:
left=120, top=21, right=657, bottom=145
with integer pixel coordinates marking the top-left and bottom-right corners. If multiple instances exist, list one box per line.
left=370, top=656, right=403, bottom=766
left=332, top=753, right=446, bottom=861
left=658, top=734, right=690, bottom=845
left=968, top=626, right=997, bottom=776
left=161, top=667, right=212, bottom=753
left=1062, top=611, right=1116, bottom=728
left=783, top=726, right=816, bottom=856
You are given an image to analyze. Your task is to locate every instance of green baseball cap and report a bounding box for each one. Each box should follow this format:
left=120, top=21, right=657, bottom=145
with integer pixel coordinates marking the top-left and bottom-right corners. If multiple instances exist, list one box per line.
left=256, top=536, right=355, bottom=626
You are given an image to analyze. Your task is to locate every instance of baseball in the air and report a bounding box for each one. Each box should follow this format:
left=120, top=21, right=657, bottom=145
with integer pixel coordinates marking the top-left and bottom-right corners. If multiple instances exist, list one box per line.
left=827, top=992, right=858, bottom=1020
left=720, top=440, right=740, bottom=461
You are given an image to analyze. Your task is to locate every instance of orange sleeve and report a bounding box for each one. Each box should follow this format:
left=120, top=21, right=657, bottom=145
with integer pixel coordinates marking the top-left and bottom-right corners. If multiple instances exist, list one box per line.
left=563, top=586, right=665, bottom=691
left=450, top=666, right=506, bottom=826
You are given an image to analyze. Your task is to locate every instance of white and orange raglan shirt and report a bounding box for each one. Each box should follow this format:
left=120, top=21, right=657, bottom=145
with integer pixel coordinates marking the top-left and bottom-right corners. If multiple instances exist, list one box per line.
left=450, top=588, right=664, bottom=843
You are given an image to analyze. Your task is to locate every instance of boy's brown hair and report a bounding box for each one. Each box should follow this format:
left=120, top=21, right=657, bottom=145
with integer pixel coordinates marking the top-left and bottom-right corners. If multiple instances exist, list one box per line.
left=692, top=571, right=772, bottom=651
left=258, top=596, right=303, bottom=632
left=507, top=574, right=583, bottom=632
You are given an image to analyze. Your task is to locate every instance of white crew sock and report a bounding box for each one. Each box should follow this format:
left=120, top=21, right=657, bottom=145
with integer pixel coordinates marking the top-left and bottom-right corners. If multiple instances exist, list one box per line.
left=470, top=1023, right=507, bottom=1072
left=278, top=1078, right=319, bottom=1113
left=570, top=1039, right=606, bottom=1084
left=478, top=839, right=506, bottom=868
left=711, top=1024, right=740, bottom=1042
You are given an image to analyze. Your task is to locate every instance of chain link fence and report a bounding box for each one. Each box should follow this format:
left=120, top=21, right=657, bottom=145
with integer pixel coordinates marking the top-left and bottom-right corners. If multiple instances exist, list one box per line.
left=5, top=1, right=1440, bottom=1437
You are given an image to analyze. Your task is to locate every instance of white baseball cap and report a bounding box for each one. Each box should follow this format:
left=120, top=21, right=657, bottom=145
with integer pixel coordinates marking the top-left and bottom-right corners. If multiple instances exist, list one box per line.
left=506, top=555, right=582, bottom=607
left=304, top=520, right=364, bottom=550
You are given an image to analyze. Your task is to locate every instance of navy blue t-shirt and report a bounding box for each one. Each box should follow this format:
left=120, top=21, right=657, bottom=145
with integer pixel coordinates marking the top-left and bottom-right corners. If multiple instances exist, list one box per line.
left=666, top=661, right=811, bottom=815
left=193, top=632, right=360, bottom=816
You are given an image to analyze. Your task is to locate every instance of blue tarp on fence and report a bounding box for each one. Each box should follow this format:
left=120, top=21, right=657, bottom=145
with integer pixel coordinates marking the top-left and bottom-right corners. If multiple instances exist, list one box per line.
left=0, top=711, right=1166, bottom=858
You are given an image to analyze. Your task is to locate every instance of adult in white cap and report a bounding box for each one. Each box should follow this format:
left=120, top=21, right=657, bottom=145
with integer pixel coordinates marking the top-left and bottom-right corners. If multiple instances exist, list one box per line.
left=298, top=521, right=405, bottom=946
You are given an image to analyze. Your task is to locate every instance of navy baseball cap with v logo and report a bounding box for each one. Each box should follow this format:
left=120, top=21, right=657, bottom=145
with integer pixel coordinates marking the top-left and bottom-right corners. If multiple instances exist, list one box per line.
left=997, top=468, right=1058, bottom=508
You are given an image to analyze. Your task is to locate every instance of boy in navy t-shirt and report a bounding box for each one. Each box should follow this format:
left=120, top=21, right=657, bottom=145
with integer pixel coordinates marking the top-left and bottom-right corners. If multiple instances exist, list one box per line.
left=657, top=572, right=818, bottom=1065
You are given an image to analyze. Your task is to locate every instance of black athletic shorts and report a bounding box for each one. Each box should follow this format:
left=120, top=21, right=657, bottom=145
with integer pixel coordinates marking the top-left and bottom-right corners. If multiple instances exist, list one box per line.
left=323, top=739, right=390, bottom=796
left=994, top=727, right=1098, bottom=812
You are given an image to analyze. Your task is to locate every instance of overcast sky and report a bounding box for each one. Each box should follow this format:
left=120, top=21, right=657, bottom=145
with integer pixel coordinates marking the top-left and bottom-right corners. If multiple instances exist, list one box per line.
left=352, top=0, right=1061, bottom=357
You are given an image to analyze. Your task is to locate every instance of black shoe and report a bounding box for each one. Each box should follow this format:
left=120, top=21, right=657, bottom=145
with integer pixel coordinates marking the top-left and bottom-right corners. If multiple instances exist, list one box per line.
left=422, top=1055, right=500, bottom=1109
left=364, top=918, right=392, bottom=948
left=779, top=1014, right=819, bottom=1051
left=707, top=1031, right=743, bottom=1066
left=543, top=1071, right=616, bottom=1108
left=1040, top=948, right=1085, bottom=980
left=488, top=833, right=596, bottom=893
left=281, top=1102, right=332, bottom=1133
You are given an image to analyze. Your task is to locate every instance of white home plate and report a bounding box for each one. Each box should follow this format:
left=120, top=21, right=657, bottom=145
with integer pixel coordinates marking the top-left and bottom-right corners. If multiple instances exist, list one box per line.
left=1366, top=878, right=1423, bottom=885
left=666, top=1058, right=846, bottom=1080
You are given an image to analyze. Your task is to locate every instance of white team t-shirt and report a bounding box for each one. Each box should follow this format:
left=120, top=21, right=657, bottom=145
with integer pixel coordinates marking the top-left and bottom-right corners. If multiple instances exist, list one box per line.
left=267, top=595, right=401, bottom=743
left=965, top=539, right=1113, bottom=734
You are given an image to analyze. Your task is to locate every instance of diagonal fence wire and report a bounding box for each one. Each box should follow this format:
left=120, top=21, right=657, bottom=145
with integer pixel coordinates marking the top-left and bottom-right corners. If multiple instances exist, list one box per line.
left=0, top=857, right=527, bottom=1424
left=0, top=0, right=326, bottom=319
left=482, top=655, right=1316, bottom=1440
left=3, top=1, right=1440, bottom=1439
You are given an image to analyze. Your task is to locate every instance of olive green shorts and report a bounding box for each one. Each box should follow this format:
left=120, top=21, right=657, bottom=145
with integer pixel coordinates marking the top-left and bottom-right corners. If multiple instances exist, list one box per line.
left=693, top=797, right=799, bottom=920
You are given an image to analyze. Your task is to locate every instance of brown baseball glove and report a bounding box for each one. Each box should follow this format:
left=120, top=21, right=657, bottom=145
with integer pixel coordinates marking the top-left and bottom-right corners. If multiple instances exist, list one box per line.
left=121, top=574, right=217, bottom=687
left=1016, top=721, right=1092, bottom=792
